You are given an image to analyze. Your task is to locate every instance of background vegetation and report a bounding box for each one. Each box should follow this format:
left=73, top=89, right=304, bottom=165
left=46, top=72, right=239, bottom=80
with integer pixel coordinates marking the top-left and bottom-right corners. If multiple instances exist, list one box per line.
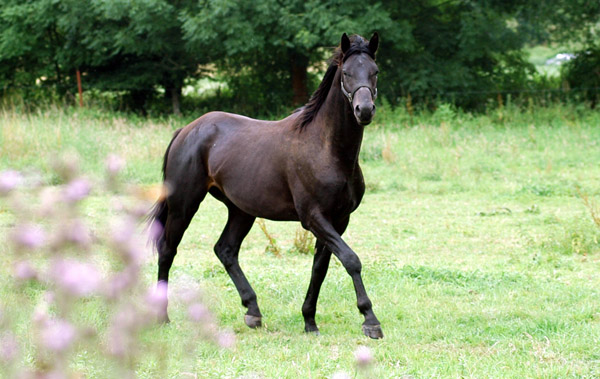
left=1, top=0, right=598, bottom=116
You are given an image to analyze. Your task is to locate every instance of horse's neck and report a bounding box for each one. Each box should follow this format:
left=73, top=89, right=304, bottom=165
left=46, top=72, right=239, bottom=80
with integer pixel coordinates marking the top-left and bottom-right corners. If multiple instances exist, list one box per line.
left=317, top=71, right=364, bottom=170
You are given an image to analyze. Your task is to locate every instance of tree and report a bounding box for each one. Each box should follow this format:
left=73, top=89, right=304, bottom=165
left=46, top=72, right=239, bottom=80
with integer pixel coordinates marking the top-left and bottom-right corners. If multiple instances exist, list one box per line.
left=375, top=0, right=536, bottom=108
left=183, top=0, right=545, bottom=111
left=182, top=0, right=391, bottom=112
left=0, top=0, right=70, bottom=95
left=0, top=0, right=203, bottom=114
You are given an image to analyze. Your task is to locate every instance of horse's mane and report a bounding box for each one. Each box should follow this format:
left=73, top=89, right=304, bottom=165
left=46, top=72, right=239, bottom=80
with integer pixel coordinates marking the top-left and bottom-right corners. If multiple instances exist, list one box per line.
left=296, top=35, right=375, bottom=129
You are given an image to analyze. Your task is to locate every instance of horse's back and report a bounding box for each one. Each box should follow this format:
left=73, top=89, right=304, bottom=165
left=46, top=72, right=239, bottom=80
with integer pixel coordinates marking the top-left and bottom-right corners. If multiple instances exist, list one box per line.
left=168, top=111, right=299, bottom=220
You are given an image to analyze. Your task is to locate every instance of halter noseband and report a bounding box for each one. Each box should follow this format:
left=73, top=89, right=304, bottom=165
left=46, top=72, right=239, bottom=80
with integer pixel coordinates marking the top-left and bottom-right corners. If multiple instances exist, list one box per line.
left=340, top=75, right=377, bottom=104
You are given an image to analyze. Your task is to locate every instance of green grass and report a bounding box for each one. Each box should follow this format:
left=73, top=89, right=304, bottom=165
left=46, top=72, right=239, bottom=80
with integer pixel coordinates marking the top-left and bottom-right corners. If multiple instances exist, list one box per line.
left=2, top=103, right=600, bottom=377
left=525, top=44, right=575, bottom=77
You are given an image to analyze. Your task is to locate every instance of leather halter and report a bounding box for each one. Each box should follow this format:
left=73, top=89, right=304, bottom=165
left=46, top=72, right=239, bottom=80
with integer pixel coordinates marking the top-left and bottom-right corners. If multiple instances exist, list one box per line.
left=340, top=75, right=377, bottom=104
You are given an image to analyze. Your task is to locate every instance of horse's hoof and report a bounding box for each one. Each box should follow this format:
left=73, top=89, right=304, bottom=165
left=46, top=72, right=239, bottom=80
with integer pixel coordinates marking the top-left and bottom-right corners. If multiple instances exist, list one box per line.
left=244, top=314, right=262, bottom=329
left=362, top=324, right=383, bottom=339
left=304, top=325, right=320, bottom=336
left=157, top=314, right=171, bottom=324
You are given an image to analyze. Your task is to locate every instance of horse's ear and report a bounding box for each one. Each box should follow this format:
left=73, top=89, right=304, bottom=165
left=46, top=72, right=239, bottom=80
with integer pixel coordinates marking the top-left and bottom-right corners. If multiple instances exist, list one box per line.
left=368, top=32, right=379, bottom=56
left=341, top=33, right=351, bottom=54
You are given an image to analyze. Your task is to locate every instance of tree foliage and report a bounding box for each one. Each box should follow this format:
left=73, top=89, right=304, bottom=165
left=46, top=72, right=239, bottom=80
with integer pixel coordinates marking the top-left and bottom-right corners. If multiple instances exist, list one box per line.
left=181, top=0, right=390, bottom=112
left=0, top=0, right=200, bottom=113
left=0, top=0, right=598, bottom=114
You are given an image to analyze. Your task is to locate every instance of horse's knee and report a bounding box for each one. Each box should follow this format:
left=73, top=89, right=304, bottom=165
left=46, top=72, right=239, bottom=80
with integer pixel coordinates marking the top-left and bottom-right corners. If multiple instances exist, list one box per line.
left=341, top=253, right=362, bottom=276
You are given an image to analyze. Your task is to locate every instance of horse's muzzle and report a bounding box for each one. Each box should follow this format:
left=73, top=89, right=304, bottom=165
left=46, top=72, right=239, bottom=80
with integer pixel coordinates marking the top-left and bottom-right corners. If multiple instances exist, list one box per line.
left=352, top=87, right=376, bottom=125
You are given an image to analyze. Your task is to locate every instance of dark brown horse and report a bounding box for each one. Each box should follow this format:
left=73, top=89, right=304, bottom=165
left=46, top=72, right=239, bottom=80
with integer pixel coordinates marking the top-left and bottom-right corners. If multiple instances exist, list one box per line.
left=149, top=33, right=383, bottom=339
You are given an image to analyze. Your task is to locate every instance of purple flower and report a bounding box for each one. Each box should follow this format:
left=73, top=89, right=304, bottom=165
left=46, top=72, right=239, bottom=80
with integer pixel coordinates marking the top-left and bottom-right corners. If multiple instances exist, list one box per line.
left=187, top=303, right=210, bottom=323
left=111, top=216, right=146, bottom=263
left=146, top=282, right=168, bottom=314
left=64, top=219, right=92, bottom=247
left=50, top=259, right=101, bottom=297
left=104, top=268, right=137, bottom=299
left=13, top=261, right=37, bottom=281
left=106, top=154, right=125, bottom=175
left=217, top=331, right=236, bottom=349
left=12, top=224, right=46, bottom=249
left=0, top=170, right=23, bottom=195
left=0, top=332, right=19, bottom=362
left=111, top=216, right=136, bottom=245
left=148, top=220, right=164, bottom=242
left=63, top=178, right=91, bottom=203
left=354, top=346, right=374, bottom=367
left=39, top=187, right=60, bottom=216
left=107, top=306, right=140, bottom=357
left=40, top=319, right=76, bottom=352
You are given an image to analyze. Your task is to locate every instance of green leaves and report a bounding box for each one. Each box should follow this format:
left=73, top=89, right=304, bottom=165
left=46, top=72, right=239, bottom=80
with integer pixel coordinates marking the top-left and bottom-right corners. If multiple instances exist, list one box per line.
left=0, top=0, right=598, bottom=114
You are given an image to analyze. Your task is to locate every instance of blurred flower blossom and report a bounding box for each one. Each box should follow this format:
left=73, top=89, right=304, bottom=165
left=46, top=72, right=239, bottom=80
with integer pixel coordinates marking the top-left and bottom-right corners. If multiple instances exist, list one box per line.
left=63, top=178, right=91, bottom=203
left=0, top=170, right=23, bottom=195
left=187, top=303, right=210, bottom=323
left=50, top=259, right=101, bottom=297
left=104, top=268, right=137, bottom=299
left=39, top=187, right=60, bottom=216
left=63, top=219, right=92, bottom=247
left=110, top=216, right=136, bottom=245
left=13, top=261, right=37, bottom=281
left=1, top=154, right=227, bottom=377
left=0, top=332, right=19, bottom=362
left=148, top=220, right=163, bottom=243
left=146, top=282, right=168, bottom=316
left=12, top=224, right=46, bottom=249
left=354, top=346, right=374, bottom=368
left=40, top=319, right=76, bottom=353
left=110, top=216, right=145, bottom=263
left=106, top=154, right=125, bottom=175
left=216, top=330, right=236, bottom=349
left=107, top=306, right=140, bottom=358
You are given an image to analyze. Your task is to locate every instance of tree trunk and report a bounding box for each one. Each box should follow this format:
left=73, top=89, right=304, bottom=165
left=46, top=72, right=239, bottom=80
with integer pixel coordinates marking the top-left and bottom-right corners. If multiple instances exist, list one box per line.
left=291, top=53, right=309, bottom=106
left=170, top=87, right=182, bottom=116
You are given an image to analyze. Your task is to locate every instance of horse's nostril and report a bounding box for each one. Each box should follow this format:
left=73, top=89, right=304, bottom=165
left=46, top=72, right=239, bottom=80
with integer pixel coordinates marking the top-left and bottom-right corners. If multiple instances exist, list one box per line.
left=355, top=105, right=361, bottom=114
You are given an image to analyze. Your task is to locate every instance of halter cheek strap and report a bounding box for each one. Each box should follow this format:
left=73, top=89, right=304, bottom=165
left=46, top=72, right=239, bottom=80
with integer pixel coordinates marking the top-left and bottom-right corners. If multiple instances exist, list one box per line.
left=340, top=77, right=377, bottom=104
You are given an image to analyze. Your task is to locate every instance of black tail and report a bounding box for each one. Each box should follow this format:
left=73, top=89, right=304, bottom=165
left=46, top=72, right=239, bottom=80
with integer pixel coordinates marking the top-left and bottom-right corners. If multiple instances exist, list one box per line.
left=147, top=128, right=183, bottom=250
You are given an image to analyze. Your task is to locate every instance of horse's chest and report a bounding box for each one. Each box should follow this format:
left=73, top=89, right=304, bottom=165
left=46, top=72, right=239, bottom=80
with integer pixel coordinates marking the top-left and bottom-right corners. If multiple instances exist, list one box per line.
left=321, top=173, right=364, bottom=214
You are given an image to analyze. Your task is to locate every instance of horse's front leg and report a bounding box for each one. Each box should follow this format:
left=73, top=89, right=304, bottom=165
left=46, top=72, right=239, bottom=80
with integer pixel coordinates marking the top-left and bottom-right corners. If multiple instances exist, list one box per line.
left=304, top=212, right=383, bottom=339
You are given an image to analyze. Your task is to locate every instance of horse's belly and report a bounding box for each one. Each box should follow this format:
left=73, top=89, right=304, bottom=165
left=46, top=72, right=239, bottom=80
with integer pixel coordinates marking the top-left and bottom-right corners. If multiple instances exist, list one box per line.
left=228, top=191, right=299, bottom=221
left=213, top=172, right=299, bottom=221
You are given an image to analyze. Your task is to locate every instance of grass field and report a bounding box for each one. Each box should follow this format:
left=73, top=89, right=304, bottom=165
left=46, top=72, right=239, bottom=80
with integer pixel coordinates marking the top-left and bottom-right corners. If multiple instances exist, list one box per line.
left=1, top=103, right=600, bottom=378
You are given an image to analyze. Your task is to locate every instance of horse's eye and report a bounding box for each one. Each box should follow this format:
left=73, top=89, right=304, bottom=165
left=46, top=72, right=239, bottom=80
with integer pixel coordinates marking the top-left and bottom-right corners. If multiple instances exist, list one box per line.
left=343, top=71, right=351, bottom=77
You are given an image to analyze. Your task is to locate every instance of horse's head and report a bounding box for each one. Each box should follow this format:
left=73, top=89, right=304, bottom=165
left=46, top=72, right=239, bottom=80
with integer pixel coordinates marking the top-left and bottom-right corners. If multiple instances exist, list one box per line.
left=340, top=32, right=379, bottom=126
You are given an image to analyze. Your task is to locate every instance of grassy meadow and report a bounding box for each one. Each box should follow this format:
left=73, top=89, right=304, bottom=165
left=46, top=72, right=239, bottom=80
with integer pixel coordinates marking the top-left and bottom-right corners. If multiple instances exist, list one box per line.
left=1, top=103, right=600, bottom=378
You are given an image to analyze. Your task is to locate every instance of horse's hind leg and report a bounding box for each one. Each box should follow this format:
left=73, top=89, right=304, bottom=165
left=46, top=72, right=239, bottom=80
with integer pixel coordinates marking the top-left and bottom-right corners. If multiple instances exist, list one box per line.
left=302, top=240, right=331, bottom=334
left=156, top=187, right=206, bottom=323
left=213, top=204, right=261, bottom=328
